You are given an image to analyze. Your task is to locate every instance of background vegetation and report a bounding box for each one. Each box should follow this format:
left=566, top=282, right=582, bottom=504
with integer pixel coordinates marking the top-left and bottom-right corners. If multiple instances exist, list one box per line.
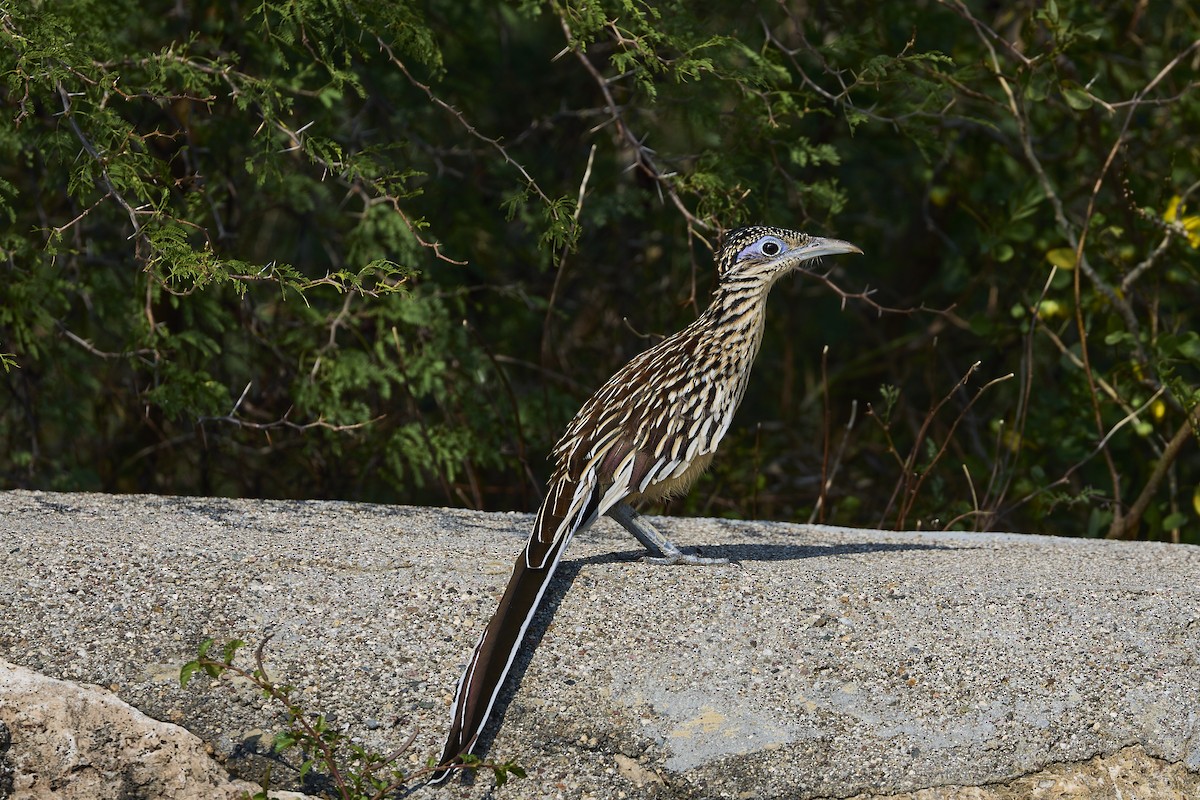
left=2, top=0, right=1198, bottom=542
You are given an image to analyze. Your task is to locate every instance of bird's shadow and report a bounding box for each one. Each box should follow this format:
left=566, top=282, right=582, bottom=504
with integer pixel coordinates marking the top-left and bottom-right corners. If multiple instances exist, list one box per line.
left=582, top=538, right=954, bottom=565
left=440, top=536, right=957, bottom=786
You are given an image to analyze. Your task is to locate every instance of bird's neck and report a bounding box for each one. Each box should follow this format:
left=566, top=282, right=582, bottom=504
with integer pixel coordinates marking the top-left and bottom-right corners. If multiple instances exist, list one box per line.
left=695, top=275, right=777, bottom=347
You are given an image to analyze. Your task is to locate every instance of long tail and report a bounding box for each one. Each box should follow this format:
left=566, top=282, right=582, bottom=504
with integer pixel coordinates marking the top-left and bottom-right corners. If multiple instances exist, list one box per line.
left=430, top=478, right=600, bottom=784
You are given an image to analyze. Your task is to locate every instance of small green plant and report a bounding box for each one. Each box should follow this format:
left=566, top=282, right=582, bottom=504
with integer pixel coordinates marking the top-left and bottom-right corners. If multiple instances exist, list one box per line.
left=180, top=636, right=524, bottom=798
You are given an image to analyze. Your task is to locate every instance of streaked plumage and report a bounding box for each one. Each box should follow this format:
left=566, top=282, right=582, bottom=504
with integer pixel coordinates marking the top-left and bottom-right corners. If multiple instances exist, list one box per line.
left=431, top=226, right=861, bottom=783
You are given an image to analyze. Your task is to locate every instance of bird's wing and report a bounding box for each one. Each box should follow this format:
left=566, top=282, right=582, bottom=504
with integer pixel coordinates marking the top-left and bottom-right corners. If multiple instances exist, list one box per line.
left=545, top=331, right=732, bottom=513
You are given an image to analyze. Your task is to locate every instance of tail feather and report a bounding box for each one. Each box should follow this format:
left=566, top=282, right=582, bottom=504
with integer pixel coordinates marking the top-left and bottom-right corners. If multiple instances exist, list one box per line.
left=429, top=480, right=599, bottom=784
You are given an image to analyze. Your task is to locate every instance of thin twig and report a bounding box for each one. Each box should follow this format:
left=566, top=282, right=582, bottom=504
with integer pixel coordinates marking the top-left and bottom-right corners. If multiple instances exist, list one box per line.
left=57, top=82, right=146, bottom=243
left=271, top=118, right=465, bottom=266
left=197, top=382, right=383, bottom=433
left=556, top=11, right=713, bottom=244
left=807, top=269, right=958, bottom=318
left=362, top=20, right=559, bottom=219
left=542, top=143, right=597, bottom=367
left=464, top=320, right=542, bottom=507
left=815, top=345, right=832, bottom=523
left=58, top=324, right=158, bottom=362
left=809, top=394, right=858, bottom=525
left=963, top=463, right=979, bottom=517
left=1121, top=177, right=1200, bottom=293
left=1003, top=401, right=1195, bottom=526
left=896, top=369, right=1014, bottom=528
left=1069, top=39, right=1200, bottom=536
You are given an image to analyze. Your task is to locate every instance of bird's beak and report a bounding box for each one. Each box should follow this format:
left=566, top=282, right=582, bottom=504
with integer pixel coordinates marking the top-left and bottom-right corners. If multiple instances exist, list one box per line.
left=792, top=236, right=864, bottom=262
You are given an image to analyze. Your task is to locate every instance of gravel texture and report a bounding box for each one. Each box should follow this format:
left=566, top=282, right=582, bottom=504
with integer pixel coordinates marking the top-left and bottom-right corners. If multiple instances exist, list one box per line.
left=2, top=489, right=1199, bottom=799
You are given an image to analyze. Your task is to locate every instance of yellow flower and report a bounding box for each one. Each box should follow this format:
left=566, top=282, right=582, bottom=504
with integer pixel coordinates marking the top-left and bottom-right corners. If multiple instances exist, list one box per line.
left=1164, top=195, right=1200, bottom=248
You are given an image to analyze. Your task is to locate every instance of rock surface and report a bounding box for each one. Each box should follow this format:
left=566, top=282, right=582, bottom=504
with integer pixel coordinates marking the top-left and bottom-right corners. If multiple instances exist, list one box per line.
left=0, top=659, right=312, bottom=800
left=1, top=489, right=1199, bottom=799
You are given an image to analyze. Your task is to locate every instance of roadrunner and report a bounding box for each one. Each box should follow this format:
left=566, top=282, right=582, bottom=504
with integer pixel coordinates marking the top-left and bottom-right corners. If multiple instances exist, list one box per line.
left=432, top=225, right=861, bottom=782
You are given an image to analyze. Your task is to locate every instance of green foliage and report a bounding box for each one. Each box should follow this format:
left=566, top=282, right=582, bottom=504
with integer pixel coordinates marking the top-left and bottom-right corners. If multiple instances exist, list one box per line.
left=1, top=0, right=1198, bottom=542
left=181, top=636, right=524, bottom=796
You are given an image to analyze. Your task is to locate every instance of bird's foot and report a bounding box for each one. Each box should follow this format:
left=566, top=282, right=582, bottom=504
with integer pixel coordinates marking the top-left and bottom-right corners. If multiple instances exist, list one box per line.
left=643, top=550, right=731, bottom=566
left=608, top=504, right=733, bottom=566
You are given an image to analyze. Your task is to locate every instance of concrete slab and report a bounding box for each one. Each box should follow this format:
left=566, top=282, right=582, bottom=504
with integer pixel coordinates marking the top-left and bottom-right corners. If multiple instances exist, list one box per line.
left=1, top=490, right=1198, bottom=798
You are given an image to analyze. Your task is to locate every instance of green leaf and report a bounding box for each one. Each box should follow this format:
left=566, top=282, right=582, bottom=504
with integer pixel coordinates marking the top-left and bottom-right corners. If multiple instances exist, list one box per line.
left=1060, top=82, right=1094, bottom=111
left=1046, top=247, right=1077, bottom=269
left=273, top=731, right=298, bottom=752
left=179, top=660, right=200, bottom=688
left=1162, top=512, right=1187, bottom=530
left=1172, top=332, right=1200, bottom=362
left=222, top=639, right=246, bottom=664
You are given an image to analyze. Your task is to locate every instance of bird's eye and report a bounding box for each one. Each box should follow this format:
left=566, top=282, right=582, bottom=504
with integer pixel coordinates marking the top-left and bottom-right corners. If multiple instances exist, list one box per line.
left=733, top=234, right=789, bottom=263
left=759, top=237, right=783, bottom=256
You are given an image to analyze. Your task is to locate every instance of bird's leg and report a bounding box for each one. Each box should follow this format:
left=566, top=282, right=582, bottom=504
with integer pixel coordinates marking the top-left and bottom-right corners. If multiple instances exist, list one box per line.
left=608, top=503, right=729, bottom=565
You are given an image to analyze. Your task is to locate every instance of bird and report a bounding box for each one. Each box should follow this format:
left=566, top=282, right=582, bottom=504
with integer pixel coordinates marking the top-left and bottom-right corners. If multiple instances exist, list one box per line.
left=431, top=225, right=861, bottom=783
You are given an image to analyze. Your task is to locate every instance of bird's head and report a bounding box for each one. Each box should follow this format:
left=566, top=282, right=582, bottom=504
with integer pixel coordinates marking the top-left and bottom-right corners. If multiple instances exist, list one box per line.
left=716, top=225, right=862, bottom=285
